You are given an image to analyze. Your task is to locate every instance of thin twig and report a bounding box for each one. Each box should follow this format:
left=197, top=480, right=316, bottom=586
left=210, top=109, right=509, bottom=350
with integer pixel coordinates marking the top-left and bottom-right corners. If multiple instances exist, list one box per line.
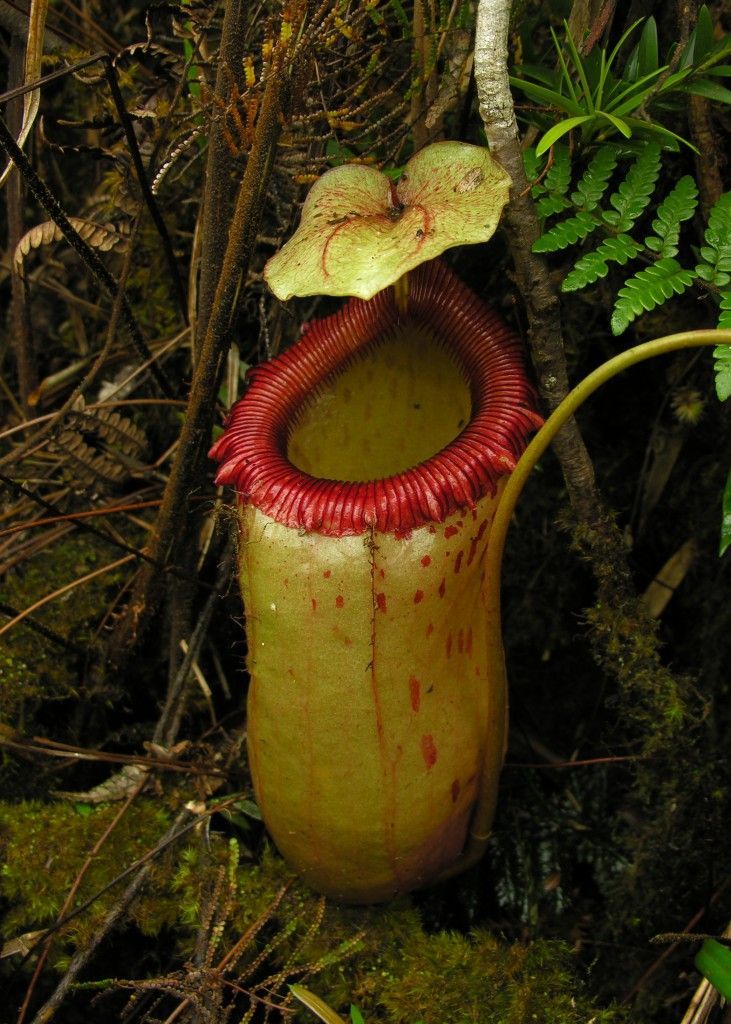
left=0, top=734, right=226, bottom=776
left=101, top=55, right=189, bottom=325
left=153, top=542, right=235, bottom=748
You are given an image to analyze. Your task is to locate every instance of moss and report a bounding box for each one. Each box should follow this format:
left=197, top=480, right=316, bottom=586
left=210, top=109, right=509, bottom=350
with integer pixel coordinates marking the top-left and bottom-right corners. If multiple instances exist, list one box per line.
left=226, top=849, right=628, bottom=1024
left=379, top=933, right=626, bottom=1024
left=0, top=533, right=129, bottom=719
left=0, top=800, right=179, bottom=960
left=0, top=800, right=630, bottom=1023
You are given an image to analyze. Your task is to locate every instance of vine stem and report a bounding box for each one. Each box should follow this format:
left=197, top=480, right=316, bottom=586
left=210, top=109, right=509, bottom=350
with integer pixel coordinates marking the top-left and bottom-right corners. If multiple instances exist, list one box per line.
left=437, top=328, right=731, bottom=881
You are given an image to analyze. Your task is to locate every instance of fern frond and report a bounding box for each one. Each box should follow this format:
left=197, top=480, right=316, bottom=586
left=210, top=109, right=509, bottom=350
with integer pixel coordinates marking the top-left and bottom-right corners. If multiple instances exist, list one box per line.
left=719, top=290, right=731, bottom=330
left=562, top=234, right=642, bottom=292
left=644, top=175, right=699, bottom=258
left=602, top=142, right=662, bottom=233
left=536, top=195, right=573, bottom=218
left=720, top=468, right=731, bottom=557
left=523, top=147, right=542, bottom=186
left=89, top=409, right=148, bottom=457
left=531, top=145, right=573, bottom=218
left=611, top=257, right=694, bottom=334
left=542, top=143, right=571, bottom=198
left=714, top=290, right=731, bottom=400
left=532, top=211, right=599, bottom=253
left=13, top=218, right=128, bottom=272
left=570, top=145, right=620, bottom=212
left=695, top=191, right=731, bottom=287
left=714, top=345, right=731, bottom=401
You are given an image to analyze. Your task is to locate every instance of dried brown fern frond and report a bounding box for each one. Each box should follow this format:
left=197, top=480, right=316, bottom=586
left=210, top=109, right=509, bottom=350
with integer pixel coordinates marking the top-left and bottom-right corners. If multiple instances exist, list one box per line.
left=102, top=838, right=362, bottom=1024
left=13, top=218, right=129, bottom=273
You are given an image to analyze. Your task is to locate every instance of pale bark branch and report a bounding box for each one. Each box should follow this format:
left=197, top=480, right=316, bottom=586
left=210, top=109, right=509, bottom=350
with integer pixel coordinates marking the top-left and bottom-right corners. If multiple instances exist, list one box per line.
left=474, top=0, right=601, bottom=522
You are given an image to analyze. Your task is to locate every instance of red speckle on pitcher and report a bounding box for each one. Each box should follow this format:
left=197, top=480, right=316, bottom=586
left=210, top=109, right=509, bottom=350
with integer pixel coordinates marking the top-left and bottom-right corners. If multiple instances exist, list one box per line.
left=421, top=733, right=438, bottom=769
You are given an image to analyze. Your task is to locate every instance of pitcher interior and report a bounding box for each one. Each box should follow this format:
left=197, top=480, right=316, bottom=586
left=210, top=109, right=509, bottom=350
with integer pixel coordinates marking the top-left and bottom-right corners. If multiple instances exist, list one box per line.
left=287, top=325, right=472, bottom=481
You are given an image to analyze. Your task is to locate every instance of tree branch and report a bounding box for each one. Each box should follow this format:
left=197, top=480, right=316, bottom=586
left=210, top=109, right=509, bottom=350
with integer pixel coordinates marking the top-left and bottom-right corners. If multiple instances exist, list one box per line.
left=474, top=0, right=601, bottom=522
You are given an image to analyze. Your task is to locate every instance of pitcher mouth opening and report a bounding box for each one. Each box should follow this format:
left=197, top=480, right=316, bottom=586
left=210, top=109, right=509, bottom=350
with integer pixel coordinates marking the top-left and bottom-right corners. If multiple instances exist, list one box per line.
left=286, top=321, right=472, bottom=482
left=210, top=259, right=542, bottom=537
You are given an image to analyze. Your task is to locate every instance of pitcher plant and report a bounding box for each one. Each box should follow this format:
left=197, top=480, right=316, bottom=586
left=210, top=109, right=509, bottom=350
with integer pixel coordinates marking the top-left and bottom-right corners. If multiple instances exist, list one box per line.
left=210, top=142, right=543, bottom=901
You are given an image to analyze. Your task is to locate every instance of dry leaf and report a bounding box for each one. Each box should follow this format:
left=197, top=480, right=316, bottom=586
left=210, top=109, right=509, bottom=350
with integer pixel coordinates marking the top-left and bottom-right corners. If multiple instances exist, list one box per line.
left=0, top=0, right=49, bottom=190
left=640, top=539, right=697, bottom=618
left=1, top=930, right=46, bottom=959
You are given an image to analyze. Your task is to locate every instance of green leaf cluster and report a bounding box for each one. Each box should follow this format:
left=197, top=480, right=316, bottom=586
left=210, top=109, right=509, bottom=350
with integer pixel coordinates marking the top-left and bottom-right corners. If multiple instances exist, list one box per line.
left=511, top=7, right=731, bottom=155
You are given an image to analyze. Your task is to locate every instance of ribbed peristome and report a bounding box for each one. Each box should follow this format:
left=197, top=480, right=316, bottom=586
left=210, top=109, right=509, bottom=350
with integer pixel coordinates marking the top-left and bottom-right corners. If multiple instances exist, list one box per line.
left=210, top=259, right=541, bottom=535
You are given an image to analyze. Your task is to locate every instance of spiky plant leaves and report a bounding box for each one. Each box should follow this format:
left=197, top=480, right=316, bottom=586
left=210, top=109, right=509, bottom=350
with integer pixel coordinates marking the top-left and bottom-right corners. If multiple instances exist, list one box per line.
left=535, top=115, right=593, bottom=156
left=562, top=234, right=642, bottom=292
left=602, top=142, right=662, bottom=232
left=532, top=211, right=600, bottom=253
left=644, top=175, right=699, bottom=258
left=611, top=257, right=694, bottom=334
left=570, top=145, right=620, bottom=211
left=264, top=142, right=510, bottom=301
left=624, top=16, right=659, bottom=83
left=679, top=3, right=716, bottom=67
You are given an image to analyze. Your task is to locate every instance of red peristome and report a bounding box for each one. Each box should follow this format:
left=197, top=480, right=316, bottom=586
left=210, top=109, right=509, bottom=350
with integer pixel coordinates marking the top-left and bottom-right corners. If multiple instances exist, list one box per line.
left=210, top=259, right=542, bottom=537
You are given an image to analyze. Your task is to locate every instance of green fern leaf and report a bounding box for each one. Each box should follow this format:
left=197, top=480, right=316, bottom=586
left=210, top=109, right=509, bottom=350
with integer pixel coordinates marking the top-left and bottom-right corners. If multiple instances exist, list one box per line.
left=562, top=234, right=642, bottom=292
left=528, top=146, right=573, bottom=218
left=715, top=346, right=731, bottom=401
left=695, top=191, right=731, bottom=287
left=714, top=291, right=731, bottom=401
left=536, top=195, right=573, bottom=218
left=718, top=290, right=731, bottom=330
left=570, top=145, right=620, bottom=212
left=602, top=142, right=662, bottom=233
left=542, top=144, right=572, bottom=200
left=532, top=211, right=599, bottom=253
left=644, top=175, right=699, bottom=258
left=720, top=467, right=731, bottom=557
left=611, top=257, right=694, bottom=334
